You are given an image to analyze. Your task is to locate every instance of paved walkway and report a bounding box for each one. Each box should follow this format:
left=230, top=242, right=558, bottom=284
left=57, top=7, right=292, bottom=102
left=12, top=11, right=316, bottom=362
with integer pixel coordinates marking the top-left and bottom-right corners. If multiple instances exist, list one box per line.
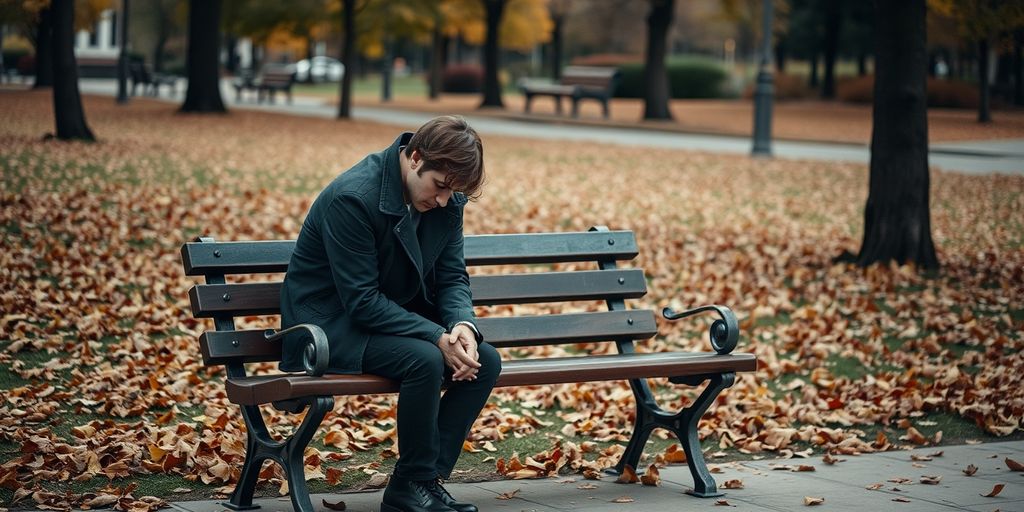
left=165, top=441, right=1023, bottom=512
left=72, top=78, right=1024, bottom=176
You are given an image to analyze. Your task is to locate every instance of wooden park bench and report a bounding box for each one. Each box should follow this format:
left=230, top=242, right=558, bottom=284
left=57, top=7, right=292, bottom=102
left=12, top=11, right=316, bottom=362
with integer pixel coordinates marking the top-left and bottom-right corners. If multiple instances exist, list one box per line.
left=129, top=60, right=178, bottom=97
left=180, top=227, right=756, bottom=512
left=232, top=65, right=295, bottom=104
left=519, top=66, right=621, bottom=119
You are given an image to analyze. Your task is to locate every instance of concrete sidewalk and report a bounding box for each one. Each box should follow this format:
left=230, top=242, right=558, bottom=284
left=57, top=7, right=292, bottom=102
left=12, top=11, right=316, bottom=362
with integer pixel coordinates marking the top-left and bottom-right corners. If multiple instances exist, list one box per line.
left=68, top=78, right=1024, bottom=176
left=167, top=441, right=1024, bottom=512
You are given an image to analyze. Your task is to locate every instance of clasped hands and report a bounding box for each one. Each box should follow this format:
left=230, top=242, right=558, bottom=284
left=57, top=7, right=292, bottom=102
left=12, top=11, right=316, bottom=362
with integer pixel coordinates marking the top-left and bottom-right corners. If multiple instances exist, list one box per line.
left=438, top=323, right=480, bottom=381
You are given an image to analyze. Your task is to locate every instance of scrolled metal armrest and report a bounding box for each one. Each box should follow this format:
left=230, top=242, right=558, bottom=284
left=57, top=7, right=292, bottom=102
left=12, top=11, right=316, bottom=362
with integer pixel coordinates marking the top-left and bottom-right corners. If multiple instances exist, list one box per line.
left=662, top=304, right=739, bottom=355
left=264, top=324, right=329, bottom=377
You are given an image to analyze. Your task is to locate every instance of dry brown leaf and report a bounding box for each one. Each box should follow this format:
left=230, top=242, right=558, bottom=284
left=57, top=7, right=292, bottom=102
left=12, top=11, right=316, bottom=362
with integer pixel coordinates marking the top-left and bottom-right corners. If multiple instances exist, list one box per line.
left=611, top=496, right=634, bottom=503
left=962, top=464, right=978, bottom=476
left=980, top=484, right=1005, bottom=498
left=714, top=499, right=736, bottom=507
left=804, top=496, right=825, bottom=506
left=723, top=479, right=744, bottom=489
left=640, top=465, right=660, bottom=486
left=865, top=483, right=884, bottom=490
left=495, top=489, right=520, bottom=500
left=891, top=497, right=911, bottom=503
left=321, top=499, right=346, bottom=511
left=577, top=483, right=598, bottom=490
left=615, top=465, right=639, bottom=484
left=920, top=475, right=942, bottom=485
left=1006, top=458, right=1024, bottom=472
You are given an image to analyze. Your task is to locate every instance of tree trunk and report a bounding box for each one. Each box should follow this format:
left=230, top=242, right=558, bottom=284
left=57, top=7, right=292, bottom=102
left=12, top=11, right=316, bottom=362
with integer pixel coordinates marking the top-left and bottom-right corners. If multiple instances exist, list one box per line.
left=977, top=38, right=991, bottom=123
left=480, top=0, right=506, bottom=108
left=643, top=0, right=674, bottom=120
left=337, top=0, right=355, bottom=118
left=225, top=33, right=239, bottom=74
left=550, top=14, right=564, bottom=80
left=428, top=25, right=443, bottom=100
left=1014, top=29, right=1023, bottom=106
left=180, top=0, right=226, bottom=113
left=821, top=0, right=842, bottom=99
left=858, top=52, right=867, bottom=76
left=33, top=7, right=54, bottom=88
left=50, top=0, right=95, bottom=141
left=853, top=0, right=937, bottom=270
left=808, top=52, right=819, bottom=88
left=153, top=1, right=171, bottom=72
left=774, top=39, right=786, bottom=73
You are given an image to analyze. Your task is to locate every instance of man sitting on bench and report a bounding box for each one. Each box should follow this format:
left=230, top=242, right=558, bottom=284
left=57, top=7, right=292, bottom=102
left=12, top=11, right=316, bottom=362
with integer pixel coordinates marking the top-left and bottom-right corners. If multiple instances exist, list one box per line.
left=280, top=115, right=496, bottom=512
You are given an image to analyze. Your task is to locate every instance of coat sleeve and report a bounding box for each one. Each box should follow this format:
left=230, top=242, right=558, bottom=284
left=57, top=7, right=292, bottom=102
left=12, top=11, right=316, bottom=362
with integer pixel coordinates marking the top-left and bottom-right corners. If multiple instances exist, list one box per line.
left=323, top=193, right=446, bottom=343
left=433, top=207, right=480, bottom=339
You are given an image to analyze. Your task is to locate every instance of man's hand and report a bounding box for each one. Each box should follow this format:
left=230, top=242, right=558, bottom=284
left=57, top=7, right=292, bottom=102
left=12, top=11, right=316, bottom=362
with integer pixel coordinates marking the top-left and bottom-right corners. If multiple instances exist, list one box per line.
left=441, top=324, right=481, bottom=381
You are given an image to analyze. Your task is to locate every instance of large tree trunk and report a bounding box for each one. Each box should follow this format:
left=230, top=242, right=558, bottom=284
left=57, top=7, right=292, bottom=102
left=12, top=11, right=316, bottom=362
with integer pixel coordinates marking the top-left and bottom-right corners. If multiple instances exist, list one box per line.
left=225, top=33, right=239, bottom=75
left=152, top=1, right=171, bottom=73
left=180, top=0, right=226, bottom=113
left=1014, top=29, right=1023, bottom=106
left=774, top=39, right=786, bottom=73
left=428, top=25, right=443, bottom=100
left=821, top=0, right=842, bottom=99
left=337, top=0, right=355, bottom=118
left=854, top=0, right=937, bottom=270
left=550, top=14, right=564, bottom=80
left=643, top=0, right=673, bottom=120
left=977, top=38, right=991, bottom=123
left=50, top=0, right=94, bottom=141
left=33, top=7, right=54, bottom=88
left=858, top=52, right=868, bottom=76
left=480, top=0, right=506, bottom=108
left=808, top=52, right=819, bottom=88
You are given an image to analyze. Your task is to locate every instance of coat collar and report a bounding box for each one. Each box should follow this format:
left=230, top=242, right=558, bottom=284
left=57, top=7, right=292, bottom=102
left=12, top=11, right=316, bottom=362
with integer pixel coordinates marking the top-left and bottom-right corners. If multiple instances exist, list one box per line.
left=379, top=132, right=414, bottom=217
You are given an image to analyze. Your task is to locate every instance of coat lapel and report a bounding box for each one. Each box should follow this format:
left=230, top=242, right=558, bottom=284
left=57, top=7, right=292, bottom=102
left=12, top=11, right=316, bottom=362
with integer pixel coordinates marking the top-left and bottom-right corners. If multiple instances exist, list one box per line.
left=379, top=132, right=425, bottom=284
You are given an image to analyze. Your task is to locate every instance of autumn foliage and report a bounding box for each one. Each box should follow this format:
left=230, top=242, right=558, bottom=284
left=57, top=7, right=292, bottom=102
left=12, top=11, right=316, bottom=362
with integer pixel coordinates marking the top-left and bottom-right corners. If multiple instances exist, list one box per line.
left=1, top=91, right=1022, bottom=509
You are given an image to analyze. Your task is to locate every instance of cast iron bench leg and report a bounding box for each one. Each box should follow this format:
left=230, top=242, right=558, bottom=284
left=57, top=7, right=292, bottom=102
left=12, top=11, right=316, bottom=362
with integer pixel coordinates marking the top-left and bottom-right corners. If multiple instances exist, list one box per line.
left=225, top=396, right=334, bottom=512
left=605, top=372, right=736, bottom=498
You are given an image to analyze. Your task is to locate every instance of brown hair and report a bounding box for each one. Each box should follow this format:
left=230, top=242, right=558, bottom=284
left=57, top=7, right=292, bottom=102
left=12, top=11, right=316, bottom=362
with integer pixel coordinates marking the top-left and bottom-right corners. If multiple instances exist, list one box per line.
left=404, top=115, right=485, bottom=199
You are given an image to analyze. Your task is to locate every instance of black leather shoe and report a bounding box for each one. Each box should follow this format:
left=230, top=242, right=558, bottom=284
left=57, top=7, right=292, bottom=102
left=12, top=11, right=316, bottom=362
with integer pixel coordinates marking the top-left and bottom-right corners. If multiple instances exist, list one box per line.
left=381, top=476, right=456, bottom=512
left=425, top=478, right=478, bottom=512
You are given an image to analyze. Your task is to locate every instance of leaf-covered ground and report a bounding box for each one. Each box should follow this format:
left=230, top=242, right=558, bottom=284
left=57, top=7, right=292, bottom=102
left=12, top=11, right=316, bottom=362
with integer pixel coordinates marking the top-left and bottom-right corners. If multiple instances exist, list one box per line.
left=1, top=91, right=1022, bottom=510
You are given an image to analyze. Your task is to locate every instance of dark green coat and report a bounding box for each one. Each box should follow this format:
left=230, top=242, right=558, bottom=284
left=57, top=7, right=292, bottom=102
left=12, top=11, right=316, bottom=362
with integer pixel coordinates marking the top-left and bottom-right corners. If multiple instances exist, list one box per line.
left=279, top=133, right=477, bottom=374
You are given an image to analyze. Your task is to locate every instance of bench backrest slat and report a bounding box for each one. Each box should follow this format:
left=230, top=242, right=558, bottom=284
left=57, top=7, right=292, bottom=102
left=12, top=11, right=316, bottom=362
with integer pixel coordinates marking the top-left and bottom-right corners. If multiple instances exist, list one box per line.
left=560, top=66, right=620, bottom=89
left=198, top=310, right=657, bottom=366
left=187, top=269, right=647, bottom=318
left=180, top=231, right=638, bottom=276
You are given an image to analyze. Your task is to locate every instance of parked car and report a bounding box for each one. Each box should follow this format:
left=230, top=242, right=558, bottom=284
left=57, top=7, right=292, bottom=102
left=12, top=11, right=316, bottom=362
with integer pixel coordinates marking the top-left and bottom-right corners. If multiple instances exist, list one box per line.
left=293, top=56, right=344, bottom=83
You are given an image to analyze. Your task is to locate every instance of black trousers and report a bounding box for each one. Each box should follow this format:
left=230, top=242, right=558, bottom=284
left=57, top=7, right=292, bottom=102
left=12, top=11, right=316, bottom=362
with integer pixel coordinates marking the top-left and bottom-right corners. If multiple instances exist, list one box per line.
left=362, top=334, right=501, bottom=481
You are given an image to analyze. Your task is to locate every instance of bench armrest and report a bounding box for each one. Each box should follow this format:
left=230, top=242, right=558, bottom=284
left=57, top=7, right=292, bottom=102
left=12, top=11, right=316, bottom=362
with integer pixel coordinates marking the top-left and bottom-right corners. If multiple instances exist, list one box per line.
left=662, top=305, right=739, bottom=355
left=264, top=324, right=329, bottom=376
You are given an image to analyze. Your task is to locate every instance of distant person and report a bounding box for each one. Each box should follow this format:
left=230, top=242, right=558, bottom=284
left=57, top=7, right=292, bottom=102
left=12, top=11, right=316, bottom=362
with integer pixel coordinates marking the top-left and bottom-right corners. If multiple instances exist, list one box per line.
left=280, top=115, right=497, bottom=512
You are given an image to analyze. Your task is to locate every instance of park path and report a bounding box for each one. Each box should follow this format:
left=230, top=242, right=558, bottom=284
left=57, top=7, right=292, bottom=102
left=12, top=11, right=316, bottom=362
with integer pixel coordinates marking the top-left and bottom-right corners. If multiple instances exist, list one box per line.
left=71, top=78, right=1024, bottom=176
left=163, top=440, right=1024, bottom=512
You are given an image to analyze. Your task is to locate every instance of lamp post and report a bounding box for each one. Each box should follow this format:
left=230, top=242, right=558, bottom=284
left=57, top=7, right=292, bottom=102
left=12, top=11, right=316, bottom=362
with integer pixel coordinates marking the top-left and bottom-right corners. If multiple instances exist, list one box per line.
left=116, top=0, right=130, bottom=104
left=751, top=0, right=773, bottom=156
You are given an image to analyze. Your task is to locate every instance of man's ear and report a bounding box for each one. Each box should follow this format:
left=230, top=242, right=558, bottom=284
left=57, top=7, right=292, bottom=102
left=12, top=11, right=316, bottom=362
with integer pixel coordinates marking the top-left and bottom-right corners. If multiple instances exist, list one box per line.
left=410, top=149, right=421, bottom=165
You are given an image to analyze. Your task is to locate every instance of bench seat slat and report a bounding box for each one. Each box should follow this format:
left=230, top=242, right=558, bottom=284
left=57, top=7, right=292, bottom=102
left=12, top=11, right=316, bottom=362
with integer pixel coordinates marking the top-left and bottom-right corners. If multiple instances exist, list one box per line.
left=225, top=352, right=758, bottom=406
left=180, top=231, right=638, bottom=276
left=199, top=310, right=657, bottom=366
left=188, top=269, right=648, bottom=317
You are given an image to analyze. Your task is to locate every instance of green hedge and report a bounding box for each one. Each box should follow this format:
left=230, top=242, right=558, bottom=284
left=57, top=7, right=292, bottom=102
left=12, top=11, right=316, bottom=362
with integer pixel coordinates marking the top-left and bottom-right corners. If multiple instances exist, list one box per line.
left=614, top=57, right=728, bottom=99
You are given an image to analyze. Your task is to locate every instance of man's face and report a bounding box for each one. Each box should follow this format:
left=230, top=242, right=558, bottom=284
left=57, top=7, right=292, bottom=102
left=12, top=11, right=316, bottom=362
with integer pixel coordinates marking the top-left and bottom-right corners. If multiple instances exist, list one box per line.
left=406, top=165, right=453, bottom=213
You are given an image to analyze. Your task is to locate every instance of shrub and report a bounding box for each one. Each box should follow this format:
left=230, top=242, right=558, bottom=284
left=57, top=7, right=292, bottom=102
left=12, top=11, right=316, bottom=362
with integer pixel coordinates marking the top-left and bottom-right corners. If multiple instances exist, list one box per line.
left=442, top=64, right=484, bottom=93
left=742, top=72, right=813, bottom=100
left=571, top=53, right=642, bottom=67
left=836, top=75, right=980, bottom=109
left=614, top=56, right=729, bottom=99
left=3, top=49, right=30, bottom=73
left=16, top=54, right=35, bottom=76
